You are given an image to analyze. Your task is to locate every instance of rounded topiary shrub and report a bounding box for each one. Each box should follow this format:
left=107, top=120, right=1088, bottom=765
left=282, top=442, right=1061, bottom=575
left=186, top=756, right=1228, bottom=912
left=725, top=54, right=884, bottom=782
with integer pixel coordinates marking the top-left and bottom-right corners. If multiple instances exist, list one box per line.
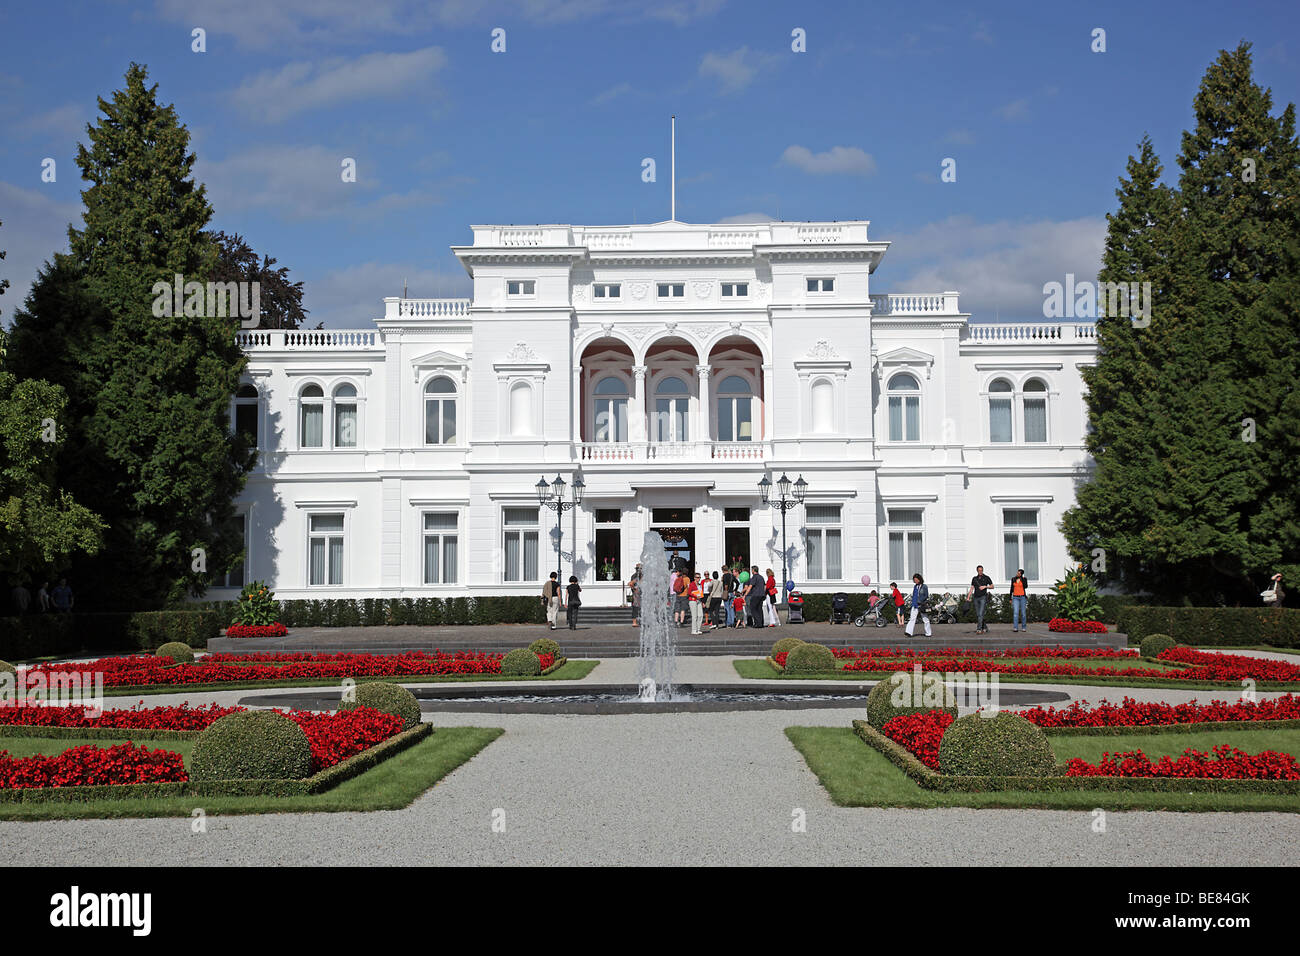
left=190, top=711, right=313, bottom=781
left=866, top=671, right=958, bottom=728
left=501, top=648, right=542, bottom=677
left=772, top=636, right=804, bottom=657
left=338, top=681, right=421, bottom=731
left=783, top=642, right=836, bottom=675
left=937, top=712, right=1057, bottom=778
left=1140, top=633, right=1177, bottom=659
left=155, top=641, right=195, bottom=664
left=0, top=660, right=16, bottom=678
left=528, top=638, right=561, bottom=659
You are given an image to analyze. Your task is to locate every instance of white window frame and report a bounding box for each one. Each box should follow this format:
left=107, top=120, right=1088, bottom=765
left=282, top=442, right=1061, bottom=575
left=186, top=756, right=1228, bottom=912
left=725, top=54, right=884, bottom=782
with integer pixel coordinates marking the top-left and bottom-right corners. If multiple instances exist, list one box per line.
left=885, top=372, right=922, bottom=443
left=592, top=374, right=630, bottom=443
left=332, top=382, right=359, bottom=449
left=652, top=373, right=691, bottom=443
left=1022, top=377, right=1050, bottom=444
left=1001, top=508, right=1041, bottom=582
left=806, top=277, right=835, bottom=294
left=804, top=504, right=844, bottom=581
left=886, top=509, right=925, bottom=582
left=720, top=282, right=749, bottom=297
left=221, top=512, right=248, bottom=588
left=422, top=511, right=460, bottom=585
left=507, top=279, right=536, bottom=297
left=298, top=383, right=326, bottom=449
left=306, top=512, right=346, bottom=587
left=423, top=375, right=459, bottom=446
left=986, top=376, right=1016, bottom=444
left=502, top=506, right=541, bottom=583
left=232, top=383, right=261, bottom=449
left=656, top=282, right=685, bottom=299
left=593, top=283, right=621, bottom=299
left=715, top=373, right=755, bottom=443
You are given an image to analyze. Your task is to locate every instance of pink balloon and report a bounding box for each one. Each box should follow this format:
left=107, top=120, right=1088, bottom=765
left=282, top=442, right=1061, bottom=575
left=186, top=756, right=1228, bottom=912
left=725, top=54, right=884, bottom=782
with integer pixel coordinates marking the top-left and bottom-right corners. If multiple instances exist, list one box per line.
left=861, top=574, right=872, bottom=587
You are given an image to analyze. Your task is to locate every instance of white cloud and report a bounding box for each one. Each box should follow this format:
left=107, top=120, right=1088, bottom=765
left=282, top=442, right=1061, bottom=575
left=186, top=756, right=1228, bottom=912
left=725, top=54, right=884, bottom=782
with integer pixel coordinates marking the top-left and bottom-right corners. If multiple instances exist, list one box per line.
left=232, top=47, right=448, bottom=123
left=306, top=260, right=471, bottom=328
left=879, top=215, right=1107, bottom=321
left=944, top=128, right=975, bottom=145
left=590, top=82, right=631, bottom=106
left=15, top=104, right=90, bottom=143
left=996, top=98, right=1030, bottom=121
left=780, top=145, right=877, bottom=176
left=717, top=211, right=774, bottom=223
left=699, top=46, right=779, bottom=94
left=0, top=182, right=80, bottom=325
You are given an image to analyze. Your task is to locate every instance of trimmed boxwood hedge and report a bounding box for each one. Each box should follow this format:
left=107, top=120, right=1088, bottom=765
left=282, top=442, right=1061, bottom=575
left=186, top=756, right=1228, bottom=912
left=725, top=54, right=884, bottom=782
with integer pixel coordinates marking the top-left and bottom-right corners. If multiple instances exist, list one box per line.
left=0, top=610, right=223, bottom=660
left=784, top=642, right=836, bottom=675
left=1117, top=605, right=1300, bottom=648
left=528, top=638, right=561, bottom=658
left=190, top=712, right=313, bottom=781
left=1139, top=633, right=1177, bottom=659
left=937, top=712, right=1057, bottom=777
left=501, top=648, right=542, bottom=676
left=155, top=641, right=195, bottom=664
left=202, top=595, right=548, bottom=629
left=772, top=636, right=804, bottom=657
left=338, top=681, right=421, bottom=730
left=865, top=672, right=957, bottom=728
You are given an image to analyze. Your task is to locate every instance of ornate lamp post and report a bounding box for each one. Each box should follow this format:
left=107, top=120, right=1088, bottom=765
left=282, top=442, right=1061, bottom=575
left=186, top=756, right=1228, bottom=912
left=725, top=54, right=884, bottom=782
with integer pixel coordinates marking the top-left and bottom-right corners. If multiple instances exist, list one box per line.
left=536, top=473, right=585, bottom=583
left=759, top=472, right=808, bottom=594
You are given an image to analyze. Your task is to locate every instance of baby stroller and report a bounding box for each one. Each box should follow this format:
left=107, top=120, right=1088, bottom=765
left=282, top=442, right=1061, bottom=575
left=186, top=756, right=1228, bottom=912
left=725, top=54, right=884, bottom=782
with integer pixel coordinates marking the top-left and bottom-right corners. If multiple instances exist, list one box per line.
left=786, top=590, right=805, bottom=624
left=931, top=592, right=960, bottom=625
left=854, top=594, right=890, bottom=628
left=829, top=592, right=851, bottom=624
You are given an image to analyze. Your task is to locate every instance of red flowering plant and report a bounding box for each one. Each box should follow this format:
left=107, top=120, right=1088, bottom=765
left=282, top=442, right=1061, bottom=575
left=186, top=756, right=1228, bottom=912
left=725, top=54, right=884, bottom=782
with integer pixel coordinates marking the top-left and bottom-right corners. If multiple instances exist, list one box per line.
left=880, top=710, right=955, bottom=769
left=0, top=701, right=243, bottom=731
left=228, top=580, right=285, bottom=634
left=1065, top=746, right=1300, bottom=779
left=0, top=743, right=188, bottom=789
left=1047, top=619, right=1109, bottom=633
left=1019, top=694, right=1300, bottom=728
left=225, top=623, right=289, bottom=638
left=279, top=707, right=404, bottom=771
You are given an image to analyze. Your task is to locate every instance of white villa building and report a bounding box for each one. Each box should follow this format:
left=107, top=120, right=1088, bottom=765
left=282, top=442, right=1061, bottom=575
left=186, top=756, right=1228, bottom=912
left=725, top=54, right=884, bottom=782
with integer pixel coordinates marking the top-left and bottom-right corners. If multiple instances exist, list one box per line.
left=223, top=219, right=1098, bottom=605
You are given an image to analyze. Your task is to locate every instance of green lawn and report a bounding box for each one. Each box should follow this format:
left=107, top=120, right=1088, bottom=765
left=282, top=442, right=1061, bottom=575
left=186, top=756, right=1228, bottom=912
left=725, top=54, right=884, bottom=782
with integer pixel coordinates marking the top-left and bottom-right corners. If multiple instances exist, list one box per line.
left=0, top=727, right=502, bottom=821
left=785, top=726, right=1300, bottom=812
left=0, top=736, right=196, bottom=760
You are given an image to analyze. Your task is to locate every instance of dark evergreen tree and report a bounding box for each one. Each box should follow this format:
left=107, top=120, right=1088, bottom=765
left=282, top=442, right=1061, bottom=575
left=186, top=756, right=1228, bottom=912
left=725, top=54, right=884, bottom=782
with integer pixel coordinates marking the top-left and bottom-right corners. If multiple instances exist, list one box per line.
left=208, top=230, right=314, bottom=330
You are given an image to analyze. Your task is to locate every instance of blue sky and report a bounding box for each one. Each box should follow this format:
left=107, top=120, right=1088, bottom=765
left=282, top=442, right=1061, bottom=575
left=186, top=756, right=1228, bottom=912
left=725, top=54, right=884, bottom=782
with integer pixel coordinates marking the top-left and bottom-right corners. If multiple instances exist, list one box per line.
left=1, top=0, right=1297, bottom=328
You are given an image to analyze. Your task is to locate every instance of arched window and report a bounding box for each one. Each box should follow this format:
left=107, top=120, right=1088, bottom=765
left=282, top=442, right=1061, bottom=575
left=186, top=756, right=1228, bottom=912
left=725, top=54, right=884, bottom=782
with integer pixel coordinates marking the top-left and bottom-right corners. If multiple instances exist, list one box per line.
left=716, top=375, right=753, bottom=442
left=811, top=378, right=834, bottom=434
left=654, top=376, right=689, bottom=442
left=510, top=381, right=534, bottom=436
left=1023, top=378, right=1048, bottom=443
left=424, top=377, right=457, bottom=445
left=593, top=376, right=629, bottom=443
left=234, top=383, right=259, bottom=446
left=886, top=372, right=920, bottom=442
left=300, top=384, right=324, bottom=448
left=988, top=378, right=1014, bottom=443
left=333, top=383, right=357, bottom=448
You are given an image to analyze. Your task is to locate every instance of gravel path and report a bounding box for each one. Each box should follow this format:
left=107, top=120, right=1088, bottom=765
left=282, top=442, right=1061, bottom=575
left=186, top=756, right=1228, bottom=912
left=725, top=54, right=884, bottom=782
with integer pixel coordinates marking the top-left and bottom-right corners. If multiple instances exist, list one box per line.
left=3, top=704, right=1298, bottom=866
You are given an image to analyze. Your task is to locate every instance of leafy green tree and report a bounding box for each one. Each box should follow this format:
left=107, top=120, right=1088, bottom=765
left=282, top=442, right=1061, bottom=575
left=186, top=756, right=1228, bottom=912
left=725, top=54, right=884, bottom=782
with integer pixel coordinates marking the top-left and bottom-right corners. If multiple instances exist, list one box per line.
left=1064, top=42, right=1300, bottom=604
left=7, top=63, right=254, bottom=607
left=0, top=372, right=105, bottom=580
left=208, top=230, right=315, bottom=330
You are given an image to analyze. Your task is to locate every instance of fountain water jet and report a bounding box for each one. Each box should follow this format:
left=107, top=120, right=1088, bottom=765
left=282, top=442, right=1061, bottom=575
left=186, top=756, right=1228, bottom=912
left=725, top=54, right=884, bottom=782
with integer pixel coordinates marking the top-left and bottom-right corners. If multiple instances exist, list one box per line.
left=636, top=530, right=677, bottom=699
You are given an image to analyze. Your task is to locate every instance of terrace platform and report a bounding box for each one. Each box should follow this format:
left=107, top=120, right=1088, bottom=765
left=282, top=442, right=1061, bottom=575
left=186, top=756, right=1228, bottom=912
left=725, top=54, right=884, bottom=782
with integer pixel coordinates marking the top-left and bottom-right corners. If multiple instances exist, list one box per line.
left=207, top=620, right=1126, bottom=657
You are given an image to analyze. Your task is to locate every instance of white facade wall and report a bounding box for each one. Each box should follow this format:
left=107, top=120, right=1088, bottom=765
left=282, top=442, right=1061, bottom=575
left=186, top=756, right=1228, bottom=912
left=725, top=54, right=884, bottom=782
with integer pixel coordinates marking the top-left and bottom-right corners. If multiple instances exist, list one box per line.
left=221, top=220, right=1097, bottom=605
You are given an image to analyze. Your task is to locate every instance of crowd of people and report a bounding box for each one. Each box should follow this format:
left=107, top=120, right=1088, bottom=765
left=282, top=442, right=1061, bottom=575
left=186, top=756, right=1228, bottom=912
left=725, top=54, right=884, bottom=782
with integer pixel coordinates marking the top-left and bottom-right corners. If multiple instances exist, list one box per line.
left=620, top=560, right=784, bottom=634
left=7, top=578, right=75, bottom=616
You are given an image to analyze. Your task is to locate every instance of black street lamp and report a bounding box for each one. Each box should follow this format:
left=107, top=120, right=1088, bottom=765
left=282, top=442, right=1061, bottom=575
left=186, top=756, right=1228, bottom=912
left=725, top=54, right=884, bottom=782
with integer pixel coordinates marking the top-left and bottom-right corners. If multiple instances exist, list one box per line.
left=759, top=472, right=808, bottom=595
left=537, top=472, right=585, bottom=582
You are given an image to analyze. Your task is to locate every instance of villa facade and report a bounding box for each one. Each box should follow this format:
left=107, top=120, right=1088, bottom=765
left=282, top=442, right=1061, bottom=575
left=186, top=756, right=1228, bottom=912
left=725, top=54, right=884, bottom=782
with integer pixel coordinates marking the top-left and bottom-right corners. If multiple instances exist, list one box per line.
left=223, top=220, right=1098, bottom=605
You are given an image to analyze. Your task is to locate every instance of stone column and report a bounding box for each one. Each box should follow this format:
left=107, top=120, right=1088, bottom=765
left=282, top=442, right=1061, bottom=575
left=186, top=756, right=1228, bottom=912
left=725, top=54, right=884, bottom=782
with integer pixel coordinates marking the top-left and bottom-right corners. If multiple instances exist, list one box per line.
left=631, top=365, right=648, bottom=443
left=572, top=364, right=582, bottom=445
left=696, top=364, right=712, bottom=449
left=762, top=363, right=775, bottom=441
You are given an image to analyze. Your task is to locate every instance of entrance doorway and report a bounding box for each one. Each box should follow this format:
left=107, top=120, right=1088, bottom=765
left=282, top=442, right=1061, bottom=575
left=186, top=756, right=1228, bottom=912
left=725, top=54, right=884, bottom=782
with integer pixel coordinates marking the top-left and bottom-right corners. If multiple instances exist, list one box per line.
left=653, top=527, right=695, bottom=577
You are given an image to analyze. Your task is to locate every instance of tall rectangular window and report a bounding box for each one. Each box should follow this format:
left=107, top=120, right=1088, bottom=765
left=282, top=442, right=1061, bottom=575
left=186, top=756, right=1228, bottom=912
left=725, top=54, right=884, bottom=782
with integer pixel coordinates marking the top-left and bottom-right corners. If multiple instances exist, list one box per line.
left=1003, top=509, right=1040, bottom=581
left=805, top=505, right=843, bottom=581
left=301, top=403, right=324, bottom=448
left=503, top=507, right=540, bottom=582
left=308, top=514, right=344, bottom=586
left=223, top=514, right=246, bottom=588
left=423, top=512, right=458, bottom=584
left=887, top=509, right=924, bottom=581
left=989, top=398, right=1013, bottom=443
left=1024, top=398, right=1048, bottom=443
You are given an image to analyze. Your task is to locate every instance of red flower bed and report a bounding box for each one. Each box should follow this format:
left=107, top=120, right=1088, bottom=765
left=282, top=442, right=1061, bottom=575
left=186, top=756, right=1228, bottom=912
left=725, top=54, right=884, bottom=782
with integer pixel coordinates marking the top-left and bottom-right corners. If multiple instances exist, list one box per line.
left=1048, top=618, right=1108, bottom=633
left=225, top=623, right=288, bottom=638
left=1019, top=694, right=1300, bottom=728
left=880, top=710, right=955, bottom=770
left=830, top=646, right=1137, bottom=660
left=0, top=701, right=242, bottom=731
left=20, top=649, right=556, bottom=690
left=282, top=707, right=404, bottom=771
left=0, top=743, right=188, bottom=789
left=1065, top=746, right=1300, bottom=779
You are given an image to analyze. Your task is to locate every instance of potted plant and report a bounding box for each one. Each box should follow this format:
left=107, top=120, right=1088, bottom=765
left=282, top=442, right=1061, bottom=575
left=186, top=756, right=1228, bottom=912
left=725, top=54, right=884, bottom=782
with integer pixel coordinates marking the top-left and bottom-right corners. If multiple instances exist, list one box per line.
left=601, top=558, right=618, bottom=581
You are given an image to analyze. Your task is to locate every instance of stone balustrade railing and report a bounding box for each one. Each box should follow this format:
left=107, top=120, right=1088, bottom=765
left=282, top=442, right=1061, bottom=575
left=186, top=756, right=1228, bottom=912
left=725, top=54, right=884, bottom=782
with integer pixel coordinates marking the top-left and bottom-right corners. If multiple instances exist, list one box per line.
left=963, top=323, right=1097, bottom=343
left=870, top=292, right=959, bottom=314
left=580, top=441, right=771, bottom=462
left=235, top=329, right=381, bottom=349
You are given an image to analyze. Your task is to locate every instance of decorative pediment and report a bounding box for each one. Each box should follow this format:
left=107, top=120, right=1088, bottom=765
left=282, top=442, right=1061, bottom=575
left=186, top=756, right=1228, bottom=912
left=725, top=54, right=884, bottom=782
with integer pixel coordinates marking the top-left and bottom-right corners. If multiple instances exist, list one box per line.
left=793, top=338, right=851, bottom=374
left=493, top=340, right=549, bottom=375
left=503, top=341, right=539, bottom=363
left=875, top=346, right=935, bottom=379
left=411, top=349, right=468, bottom=383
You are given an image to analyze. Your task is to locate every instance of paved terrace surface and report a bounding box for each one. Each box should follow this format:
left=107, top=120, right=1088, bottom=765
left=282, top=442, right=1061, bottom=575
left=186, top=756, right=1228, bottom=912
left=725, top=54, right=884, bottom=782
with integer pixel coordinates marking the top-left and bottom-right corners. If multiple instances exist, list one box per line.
left=208, top=620, right=1127, bottom=656
left=4, top=653, right=1296, bottom=867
